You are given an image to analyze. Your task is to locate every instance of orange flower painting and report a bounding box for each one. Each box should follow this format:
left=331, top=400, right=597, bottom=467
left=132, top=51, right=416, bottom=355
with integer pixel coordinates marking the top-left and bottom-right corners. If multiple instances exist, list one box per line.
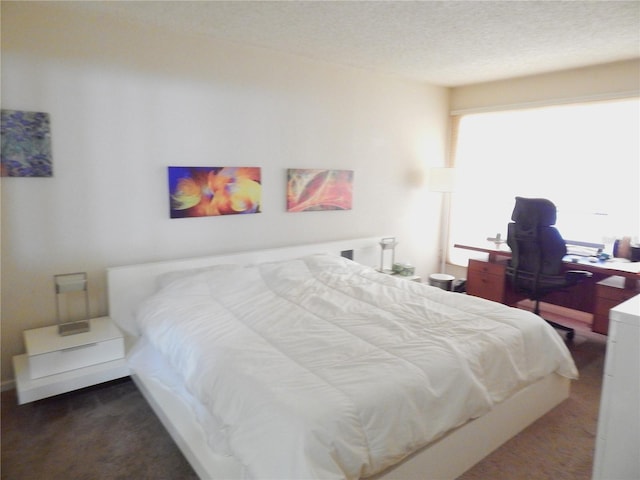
left=169, top=167, right=261, bottom=218
left=287, top=169, right=353, bottom=212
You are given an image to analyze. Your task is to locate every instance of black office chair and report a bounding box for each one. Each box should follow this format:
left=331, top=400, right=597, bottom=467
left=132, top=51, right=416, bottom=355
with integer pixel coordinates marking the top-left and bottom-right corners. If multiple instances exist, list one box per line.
left=506, top=197, right=592, bottom=340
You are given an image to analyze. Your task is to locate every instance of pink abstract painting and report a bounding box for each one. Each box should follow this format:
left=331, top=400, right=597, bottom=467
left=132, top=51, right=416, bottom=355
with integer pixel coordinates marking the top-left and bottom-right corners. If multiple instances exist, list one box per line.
left=287, top=169, right=353, bottom=212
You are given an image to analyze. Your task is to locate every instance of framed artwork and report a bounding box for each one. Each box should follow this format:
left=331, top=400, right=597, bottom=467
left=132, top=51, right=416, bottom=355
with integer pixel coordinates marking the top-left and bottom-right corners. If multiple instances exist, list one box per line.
left=287, top=169, right=353, bottom=212
left=1, top=110, right=53, bottom=177
left=168, top=166, right=261, bottom=218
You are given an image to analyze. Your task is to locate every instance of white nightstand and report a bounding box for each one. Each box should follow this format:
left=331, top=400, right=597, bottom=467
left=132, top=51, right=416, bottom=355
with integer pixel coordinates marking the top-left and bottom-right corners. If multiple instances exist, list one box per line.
left=386, top=272, right=422, bottom=282
left=395, top=274, right=422, bottom=282
left=12, top=316, right=129, bottom=404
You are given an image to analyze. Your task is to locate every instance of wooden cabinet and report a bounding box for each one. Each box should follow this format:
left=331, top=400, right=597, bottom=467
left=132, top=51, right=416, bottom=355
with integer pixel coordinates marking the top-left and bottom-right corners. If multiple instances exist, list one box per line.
left=466, top=259, right=506, bottom=303
left=593, top=276, right=640, bottom=335
left=465, top=258, right=639, bottom=336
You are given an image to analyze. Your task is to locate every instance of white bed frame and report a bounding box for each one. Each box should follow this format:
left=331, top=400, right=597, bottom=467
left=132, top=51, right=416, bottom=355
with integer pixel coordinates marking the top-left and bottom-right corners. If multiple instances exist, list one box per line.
left=107, top=237, right=570, bottom=480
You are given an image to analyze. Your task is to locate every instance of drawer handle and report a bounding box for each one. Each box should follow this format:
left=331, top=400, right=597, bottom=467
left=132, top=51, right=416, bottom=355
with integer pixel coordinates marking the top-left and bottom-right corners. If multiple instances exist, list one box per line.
left=60, top=343, right=97, bottom=353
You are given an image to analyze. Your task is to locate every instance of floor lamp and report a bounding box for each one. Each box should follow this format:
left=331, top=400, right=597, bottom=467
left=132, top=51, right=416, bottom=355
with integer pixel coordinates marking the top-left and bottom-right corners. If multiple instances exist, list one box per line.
left=428, top=167, right=456, bottom=275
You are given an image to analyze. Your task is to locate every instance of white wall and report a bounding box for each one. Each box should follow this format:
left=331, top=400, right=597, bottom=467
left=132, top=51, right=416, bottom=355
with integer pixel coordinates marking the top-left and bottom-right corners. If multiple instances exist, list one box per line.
left=0, top=3, right=448, bottom=383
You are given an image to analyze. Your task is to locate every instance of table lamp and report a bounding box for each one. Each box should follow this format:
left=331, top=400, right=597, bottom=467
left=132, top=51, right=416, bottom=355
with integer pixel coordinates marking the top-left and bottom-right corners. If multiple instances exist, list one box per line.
left=379, top=237, right=398, bottom=274
left=55, top=272, right=90, bottom=336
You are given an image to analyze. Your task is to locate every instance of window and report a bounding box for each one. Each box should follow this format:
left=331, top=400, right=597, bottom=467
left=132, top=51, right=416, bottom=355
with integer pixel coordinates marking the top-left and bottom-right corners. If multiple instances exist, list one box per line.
left=449, top=97, right=639, bottom=265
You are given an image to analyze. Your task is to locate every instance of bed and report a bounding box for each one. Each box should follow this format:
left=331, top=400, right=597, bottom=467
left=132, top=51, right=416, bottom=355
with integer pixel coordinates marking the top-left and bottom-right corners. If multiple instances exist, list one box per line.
left=107, top=237, right=577, bottom=479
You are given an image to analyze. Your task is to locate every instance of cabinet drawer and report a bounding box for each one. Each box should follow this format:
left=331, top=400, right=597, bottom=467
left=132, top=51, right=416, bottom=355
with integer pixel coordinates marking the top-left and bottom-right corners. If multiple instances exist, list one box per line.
left=595, top=297, right=627, bottom=317
left=467, top=260, right=506, bottom=303
left=596, top=276, right=640, bottom=301
left=592, top=314, right=610, bottom=335
left=29, top=337, right=124, bottom=379
left=594, top=277, right=640, bottom=335
left=468, top=259, right=505, bottom=276
left=597, top=286, right=638, bottom=302
left=467, top=275, right=504, bottom=303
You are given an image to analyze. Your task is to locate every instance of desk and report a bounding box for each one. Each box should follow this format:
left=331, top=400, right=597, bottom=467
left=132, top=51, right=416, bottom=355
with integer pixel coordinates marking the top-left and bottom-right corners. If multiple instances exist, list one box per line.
left=455, top=243, right=640, bottom=334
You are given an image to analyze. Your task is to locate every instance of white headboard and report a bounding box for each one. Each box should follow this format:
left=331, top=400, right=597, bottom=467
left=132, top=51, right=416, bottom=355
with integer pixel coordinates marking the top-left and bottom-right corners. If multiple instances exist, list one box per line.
left=107, top=237, right=380, bottom=337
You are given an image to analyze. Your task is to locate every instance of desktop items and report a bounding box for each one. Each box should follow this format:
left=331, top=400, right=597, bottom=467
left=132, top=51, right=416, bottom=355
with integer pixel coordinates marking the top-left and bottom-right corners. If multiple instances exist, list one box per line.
left=486, top=233, right=506, bottom=248
left=613, top=236, right=632, bottom=259
left=565, top=239, right=604, bottom=258
left=393, top=262, right=415, bottom=276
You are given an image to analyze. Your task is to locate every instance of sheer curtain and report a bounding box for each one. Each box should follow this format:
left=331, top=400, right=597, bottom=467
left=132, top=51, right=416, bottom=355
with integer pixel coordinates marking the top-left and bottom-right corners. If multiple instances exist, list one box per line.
left=449, top=97, right=639, bottom=266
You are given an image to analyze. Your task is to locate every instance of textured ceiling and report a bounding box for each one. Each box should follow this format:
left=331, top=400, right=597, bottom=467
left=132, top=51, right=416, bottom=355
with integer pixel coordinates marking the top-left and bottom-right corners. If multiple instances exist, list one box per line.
left=73, top=1, right=640, bottom=86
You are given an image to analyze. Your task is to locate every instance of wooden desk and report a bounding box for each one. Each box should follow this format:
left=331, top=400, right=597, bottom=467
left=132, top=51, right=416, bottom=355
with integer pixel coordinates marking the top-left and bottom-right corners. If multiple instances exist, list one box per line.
left=455, top=243, right=640, bottom=334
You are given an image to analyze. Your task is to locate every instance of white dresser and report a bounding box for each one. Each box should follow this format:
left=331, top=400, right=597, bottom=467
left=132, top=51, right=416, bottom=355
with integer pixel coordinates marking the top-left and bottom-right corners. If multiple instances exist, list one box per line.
left=592, top=294, right=640, bottom=480
left=13, top=317, right=129, bottom=404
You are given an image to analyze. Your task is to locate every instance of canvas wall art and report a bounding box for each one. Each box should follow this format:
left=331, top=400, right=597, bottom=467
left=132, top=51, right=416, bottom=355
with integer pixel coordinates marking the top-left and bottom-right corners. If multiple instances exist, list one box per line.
left=287, top=169, right=353, bottom=212
left=168, top=166, right=261, bottom=218
left=1, top=110, right=53, bottom=177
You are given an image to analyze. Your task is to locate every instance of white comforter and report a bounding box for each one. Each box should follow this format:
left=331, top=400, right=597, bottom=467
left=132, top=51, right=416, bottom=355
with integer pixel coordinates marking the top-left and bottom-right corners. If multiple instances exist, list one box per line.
left=136, top=254, right=578, bottom=479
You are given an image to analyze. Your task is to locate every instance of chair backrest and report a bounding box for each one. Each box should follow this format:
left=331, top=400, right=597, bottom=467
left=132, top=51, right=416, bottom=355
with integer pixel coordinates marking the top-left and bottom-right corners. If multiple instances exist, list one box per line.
left=507, top=197, right=567, bottom=276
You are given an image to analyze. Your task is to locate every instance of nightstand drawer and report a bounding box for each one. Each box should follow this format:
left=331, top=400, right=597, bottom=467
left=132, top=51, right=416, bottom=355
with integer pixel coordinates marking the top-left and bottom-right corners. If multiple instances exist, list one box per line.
left=23, top=317, right=125, bottom=379
left=29, top=337, right=124, bottom=379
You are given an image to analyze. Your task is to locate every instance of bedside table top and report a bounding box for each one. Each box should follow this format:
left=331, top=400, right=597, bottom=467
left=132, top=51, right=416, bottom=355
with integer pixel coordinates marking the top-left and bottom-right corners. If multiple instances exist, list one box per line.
left=389, top=273, right=422, bottom=282
left=23, top=317, right=123, bottom=356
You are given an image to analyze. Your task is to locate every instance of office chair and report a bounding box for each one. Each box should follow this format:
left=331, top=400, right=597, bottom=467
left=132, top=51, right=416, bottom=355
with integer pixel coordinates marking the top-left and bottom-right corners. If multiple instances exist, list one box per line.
left=506, top=197, right=592, bottom=340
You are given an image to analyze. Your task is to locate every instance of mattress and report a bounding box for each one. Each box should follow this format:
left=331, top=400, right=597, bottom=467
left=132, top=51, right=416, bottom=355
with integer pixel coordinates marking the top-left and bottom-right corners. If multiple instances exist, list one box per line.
left=134, top=254, right=578, bottom=479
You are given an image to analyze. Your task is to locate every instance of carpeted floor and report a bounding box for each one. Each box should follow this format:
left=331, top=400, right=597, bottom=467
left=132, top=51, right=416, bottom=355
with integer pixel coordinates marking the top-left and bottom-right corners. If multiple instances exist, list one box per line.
left=1, top=318, right=606, bottom=480
left=458, top=317, right=606, bottom=480
left=1, top=377, right=198, bottom=480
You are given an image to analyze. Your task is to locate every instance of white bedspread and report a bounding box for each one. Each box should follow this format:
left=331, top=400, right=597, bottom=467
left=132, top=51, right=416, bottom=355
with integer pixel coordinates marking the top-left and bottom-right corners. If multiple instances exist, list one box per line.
left=135, top=254, right=578, bottom=479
